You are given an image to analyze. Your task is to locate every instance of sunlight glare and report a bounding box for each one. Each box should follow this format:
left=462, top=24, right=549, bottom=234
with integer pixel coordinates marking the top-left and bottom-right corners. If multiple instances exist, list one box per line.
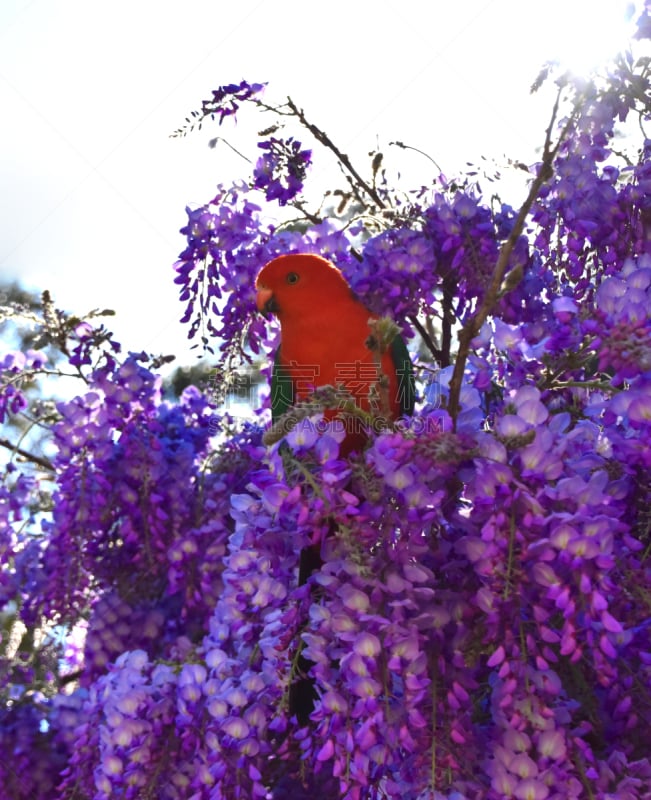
left=541, top=0, right=638, bottom=75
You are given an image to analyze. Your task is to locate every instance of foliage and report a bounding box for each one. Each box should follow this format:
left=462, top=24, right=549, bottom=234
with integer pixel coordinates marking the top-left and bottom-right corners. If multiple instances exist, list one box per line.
left=2, top=7, right=651, bottom=798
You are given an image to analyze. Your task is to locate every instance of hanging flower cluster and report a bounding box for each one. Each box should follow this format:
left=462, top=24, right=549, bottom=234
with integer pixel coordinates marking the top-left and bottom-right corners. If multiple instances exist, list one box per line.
left=253, top=137, right=313, bottom=205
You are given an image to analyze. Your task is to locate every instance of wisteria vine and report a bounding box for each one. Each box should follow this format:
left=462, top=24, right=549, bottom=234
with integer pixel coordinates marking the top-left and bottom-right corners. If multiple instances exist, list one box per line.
left=1, top=6, right=651, bottom=798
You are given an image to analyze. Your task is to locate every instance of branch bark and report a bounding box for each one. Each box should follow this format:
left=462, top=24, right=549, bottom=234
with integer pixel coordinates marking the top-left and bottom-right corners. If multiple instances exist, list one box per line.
left=0, top=437, right=54, bottom=471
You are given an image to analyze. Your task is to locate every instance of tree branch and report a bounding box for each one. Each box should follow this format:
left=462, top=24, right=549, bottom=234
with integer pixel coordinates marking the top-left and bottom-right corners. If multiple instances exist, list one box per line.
left=285, top=97, right=387, bottom=210
left=408, top=315, right=443, bottom=364
left=440, top=268, right=456, bottom=369
left=390, top=140, right=445, bottom=175
left=0, top=437, right=54, bottom=471
left=447, top=86, right=579, bottom=424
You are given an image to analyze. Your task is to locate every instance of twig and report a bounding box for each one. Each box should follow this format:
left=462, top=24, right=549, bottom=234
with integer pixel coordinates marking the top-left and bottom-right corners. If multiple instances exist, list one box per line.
left=207, top=136, right=253, bottom=163
left=440, top=269, right=456, bottom=368
left=390, top=140, right=445, bottom=175
left=0, top=437, right=54, bottom=471
left=408, top=315, right=443, bottom=363
left=288, top=199, right=322, bottom=226
left=285, top=97, right=387, bottom=210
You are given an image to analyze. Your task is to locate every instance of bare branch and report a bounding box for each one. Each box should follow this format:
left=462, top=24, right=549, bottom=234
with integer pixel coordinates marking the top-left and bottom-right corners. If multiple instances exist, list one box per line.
left=285, top=97, right=387, bottom=210
left=390, top=140, right=445, bottom=175
left=408, top=315, right=443, bottom=364
left=0, top=437, right=54, bottom=471
left=447, top=86, right=580, bottom=424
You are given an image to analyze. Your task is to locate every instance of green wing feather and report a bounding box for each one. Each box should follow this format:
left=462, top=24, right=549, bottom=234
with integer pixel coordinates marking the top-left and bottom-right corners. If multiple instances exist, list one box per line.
left=271, top=348, right=295, bottom=423
left=390, top=334, right=415, bottom=417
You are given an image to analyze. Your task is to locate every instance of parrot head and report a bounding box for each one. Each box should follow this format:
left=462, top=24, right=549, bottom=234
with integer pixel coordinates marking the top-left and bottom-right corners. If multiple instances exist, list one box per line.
left=255, top=253, right=353, bottom=320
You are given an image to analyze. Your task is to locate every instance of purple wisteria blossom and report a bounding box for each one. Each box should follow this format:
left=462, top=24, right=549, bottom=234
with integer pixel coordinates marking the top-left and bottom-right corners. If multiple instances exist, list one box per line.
left=253, top=137, right=312, bottom=205
left=172, top=80, right=267, bottom=135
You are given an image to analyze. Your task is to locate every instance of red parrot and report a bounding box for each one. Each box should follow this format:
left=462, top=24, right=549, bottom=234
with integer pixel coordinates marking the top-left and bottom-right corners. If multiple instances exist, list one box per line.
left=255, top=252, right=414, bottom=727
left=255, top=253, right=414, bottom=452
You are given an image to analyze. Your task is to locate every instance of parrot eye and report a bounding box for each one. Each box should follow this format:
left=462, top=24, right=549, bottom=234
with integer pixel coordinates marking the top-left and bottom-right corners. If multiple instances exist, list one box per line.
left=286, top=272, right=300, bottom=285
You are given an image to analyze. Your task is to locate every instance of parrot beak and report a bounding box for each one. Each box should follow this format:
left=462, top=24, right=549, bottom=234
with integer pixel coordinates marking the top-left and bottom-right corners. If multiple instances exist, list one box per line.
left=256, top=285, right=280, bottom=316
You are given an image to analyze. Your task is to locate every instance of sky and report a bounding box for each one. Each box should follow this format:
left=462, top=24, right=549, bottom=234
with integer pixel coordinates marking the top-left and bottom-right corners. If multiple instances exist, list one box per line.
left=0, top=0, right=638, bottom=370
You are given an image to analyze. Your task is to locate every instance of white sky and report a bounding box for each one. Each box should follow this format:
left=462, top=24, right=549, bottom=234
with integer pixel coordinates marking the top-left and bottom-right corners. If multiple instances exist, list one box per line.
left=0, top=0, right=637, bottom=367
